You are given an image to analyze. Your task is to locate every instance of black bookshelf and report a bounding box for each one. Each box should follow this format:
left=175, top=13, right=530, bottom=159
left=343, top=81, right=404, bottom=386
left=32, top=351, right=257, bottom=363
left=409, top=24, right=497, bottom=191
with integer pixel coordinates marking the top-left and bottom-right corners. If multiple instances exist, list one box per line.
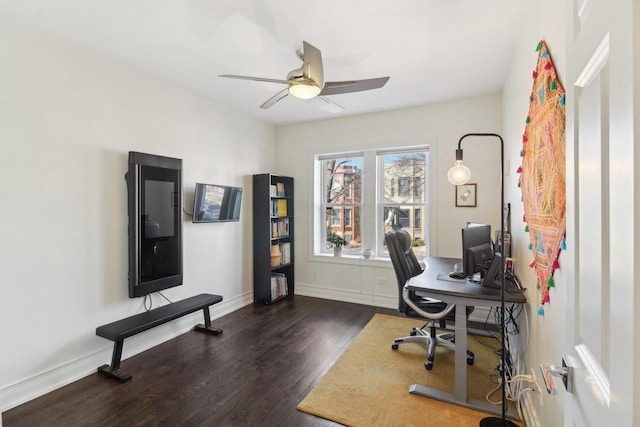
left=253, top=174, right=294, bottom=304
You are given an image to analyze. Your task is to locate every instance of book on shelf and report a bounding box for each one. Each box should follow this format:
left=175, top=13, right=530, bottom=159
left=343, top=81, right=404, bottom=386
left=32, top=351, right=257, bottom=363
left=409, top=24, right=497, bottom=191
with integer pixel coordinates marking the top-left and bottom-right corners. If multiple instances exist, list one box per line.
left=277, top=199, right=287, bottom=216
left=270, top=218, right=289, bottom=238
left=276, top=182, right=285, bottom=197
left=281, top=242, right=291, bottom=264
left=271, top=273, right=288, bottom=301
left=270, top=184, right=277, bottom=197
left=272, top=199, right=287, bottom=217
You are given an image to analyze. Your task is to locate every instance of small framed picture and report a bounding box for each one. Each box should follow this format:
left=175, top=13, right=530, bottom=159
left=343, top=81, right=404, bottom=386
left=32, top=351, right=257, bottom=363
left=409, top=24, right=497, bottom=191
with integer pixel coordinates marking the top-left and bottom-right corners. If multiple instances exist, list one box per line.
left=455, top=183, right=477, bottom=207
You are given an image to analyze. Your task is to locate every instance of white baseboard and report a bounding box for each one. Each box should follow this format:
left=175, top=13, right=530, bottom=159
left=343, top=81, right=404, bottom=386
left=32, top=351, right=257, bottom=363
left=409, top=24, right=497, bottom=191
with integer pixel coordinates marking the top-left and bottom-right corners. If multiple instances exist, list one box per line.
left=0, top=292, right=252, bottom=412
left=296, top=283, right=398, bottom=309
left=521, top=389, right=541, bottom=427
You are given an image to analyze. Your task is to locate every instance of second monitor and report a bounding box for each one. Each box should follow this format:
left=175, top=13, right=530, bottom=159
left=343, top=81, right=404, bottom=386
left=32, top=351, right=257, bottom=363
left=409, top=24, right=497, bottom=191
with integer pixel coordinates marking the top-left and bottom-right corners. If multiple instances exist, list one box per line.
left=461, top=224, right=492, bottom=277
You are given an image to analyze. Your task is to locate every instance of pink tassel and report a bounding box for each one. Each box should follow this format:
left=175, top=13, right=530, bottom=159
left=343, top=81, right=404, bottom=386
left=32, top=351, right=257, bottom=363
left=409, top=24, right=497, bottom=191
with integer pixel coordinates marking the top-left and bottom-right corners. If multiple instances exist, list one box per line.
left=552, top=258, right=560, bottom=269
left=516, top=166, right=523, bottom=174
left=523, top=214, right=527, bottom=222
left=542, top=292, right=550, bottom=303
left=529, top=260, right=536, bottom=268
left=533, top=71, right=538, bottom=78
left=522, top=135, right=528, bottom=143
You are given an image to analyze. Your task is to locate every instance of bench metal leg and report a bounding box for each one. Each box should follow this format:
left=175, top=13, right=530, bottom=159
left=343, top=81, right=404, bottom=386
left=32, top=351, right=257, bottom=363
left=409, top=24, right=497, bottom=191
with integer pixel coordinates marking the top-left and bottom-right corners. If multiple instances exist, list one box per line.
left=194, top=307, right=223, bottom=335
left=98, top=303, right=221, bottom=383
left=98, top=339, right=132, bottom=382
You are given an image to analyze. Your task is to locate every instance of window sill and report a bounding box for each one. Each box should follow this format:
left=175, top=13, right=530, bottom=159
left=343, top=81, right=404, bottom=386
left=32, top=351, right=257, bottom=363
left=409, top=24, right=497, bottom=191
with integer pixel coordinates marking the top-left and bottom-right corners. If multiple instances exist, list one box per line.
left=311, top=253, right=393, bottom=268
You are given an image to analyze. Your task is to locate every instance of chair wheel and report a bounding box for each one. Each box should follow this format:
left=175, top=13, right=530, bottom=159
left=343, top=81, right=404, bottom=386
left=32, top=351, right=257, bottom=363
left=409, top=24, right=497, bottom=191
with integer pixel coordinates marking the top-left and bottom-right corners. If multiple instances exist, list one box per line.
left=410, top=331, right=417, bottom=336
left=467, top=358, right=474, bottom=366
left=392, top=343, right=399, bottom=350
left=424, top=361, right=433, bottom=370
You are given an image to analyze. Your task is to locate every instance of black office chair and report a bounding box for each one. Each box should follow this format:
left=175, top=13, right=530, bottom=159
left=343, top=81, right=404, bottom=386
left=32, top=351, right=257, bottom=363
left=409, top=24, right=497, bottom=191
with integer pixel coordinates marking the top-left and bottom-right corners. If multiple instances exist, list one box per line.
left=386, top=229, right=474, bottom=370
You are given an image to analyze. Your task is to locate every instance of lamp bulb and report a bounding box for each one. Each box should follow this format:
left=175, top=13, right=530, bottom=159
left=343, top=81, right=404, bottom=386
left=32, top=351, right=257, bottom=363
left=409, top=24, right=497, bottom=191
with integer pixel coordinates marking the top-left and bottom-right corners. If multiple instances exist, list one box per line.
left=288, top=83, right=321, bottom=99
left=447, top=160, right=471, bottom=185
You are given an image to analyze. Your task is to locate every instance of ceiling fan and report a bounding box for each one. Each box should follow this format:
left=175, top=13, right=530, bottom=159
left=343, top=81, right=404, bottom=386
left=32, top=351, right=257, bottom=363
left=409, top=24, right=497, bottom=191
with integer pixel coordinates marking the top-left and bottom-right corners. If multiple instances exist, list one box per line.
left=219, top=41, right=390, bottom=112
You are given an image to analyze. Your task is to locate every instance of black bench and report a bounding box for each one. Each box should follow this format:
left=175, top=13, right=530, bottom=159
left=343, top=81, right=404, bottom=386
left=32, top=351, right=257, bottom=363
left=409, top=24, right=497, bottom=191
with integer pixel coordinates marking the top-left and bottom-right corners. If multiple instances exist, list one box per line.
left=96, top=293, right=223, bottom=382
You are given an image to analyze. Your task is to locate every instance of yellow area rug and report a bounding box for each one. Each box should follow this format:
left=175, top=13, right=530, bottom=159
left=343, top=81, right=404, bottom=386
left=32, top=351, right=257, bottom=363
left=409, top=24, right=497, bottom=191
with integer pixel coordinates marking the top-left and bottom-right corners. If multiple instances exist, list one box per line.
left=298, top=313, right=521, bottom=426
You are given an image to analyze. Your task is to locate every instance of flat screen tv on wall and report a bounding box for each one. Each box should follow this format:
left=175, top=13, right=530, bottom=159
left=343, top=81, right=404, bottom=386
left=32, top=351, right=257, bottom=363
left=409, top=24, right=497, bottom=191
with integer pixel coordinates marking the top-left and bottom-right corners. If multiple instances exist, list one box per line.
left=192, top=183, right=242, bottom=223
left=126, top=151, right=183, bottom=298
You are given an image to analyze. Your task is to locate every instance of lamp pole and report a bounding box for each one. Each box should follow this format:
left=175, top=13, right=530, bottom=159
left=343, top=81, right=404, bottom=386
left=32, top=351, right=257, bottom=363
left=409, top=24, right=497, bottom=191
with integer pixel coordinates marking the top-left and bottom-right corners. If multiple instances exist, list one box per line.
left=448, top=133, right=515, bottom=427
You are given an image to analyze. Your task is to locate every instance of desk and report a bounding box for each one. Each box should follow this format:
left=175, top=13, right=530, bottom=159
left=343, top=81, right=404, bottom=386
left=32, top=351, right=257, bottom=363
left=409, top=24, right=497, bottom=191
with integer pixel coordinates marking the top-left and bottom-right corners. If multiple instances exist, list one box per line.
left=405, top=257, right=526, bottom=418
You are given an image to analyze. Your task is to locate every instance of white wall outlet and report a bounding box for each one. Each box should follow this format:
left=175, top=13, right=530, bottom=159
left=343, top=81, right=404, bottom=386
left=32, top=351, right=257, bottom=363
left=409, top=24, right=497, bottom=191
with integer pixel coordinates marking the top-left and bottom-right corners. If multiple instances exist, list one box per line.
left=376, top=277, right=389, bottom=286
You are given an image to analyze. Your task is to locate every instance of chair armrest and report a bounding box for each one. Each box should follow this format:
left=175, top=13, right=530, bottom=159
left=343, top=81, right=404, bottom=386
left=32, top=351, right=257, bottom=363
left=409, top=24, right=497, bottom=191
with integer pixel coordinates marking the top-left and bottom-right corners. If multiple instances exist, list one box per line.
left=402, top=287, right=455, bottom=320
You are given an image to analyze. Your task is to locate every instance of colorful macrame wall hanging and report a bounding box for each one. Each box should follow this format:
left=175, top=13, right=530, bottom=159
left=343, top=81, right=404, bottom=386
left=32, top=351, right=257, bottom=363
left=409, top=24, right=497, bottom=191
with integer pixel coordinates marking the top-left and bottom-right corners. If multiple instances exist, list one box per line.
left=518, top=41, right=566, bottom=316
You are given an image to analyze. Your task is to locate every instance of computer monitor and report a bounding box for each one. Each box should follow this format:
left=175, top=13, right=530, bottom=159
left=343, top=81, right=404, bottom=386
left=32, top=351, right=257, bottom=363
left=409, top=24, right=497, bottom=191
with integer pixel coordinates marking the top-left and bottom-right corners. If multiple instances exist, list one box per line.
left=466, top=243, right=493, bottom=278
left=461, top=224, right=491, bottom=277
left=480, top=252, right=503, bottom=289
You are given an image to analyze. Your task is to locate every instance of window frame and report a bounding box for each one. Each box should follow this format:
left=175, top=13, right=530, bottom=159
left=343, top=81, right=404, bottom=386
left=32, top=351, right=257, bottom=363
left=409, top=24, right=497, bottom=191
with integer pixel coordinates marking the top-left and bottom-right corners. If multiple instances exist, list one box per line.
left=313, top=144, right=432, bottom=261
left=377, top=148, right=429, bottom=258
left=316, top=153, right=364, bottom=256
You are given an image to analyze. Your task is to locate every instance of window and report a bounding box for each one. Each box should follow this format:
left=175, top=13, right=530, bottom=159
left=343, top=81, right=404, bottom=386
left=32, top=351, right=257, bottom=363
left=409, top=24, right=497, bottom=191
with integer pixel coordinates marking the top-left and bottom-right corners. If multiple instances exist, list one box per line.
left=319, top=155, right=363, bottom=255
left=315, top=147, right=429, bottom=258
left=380, top=150, right=427, bottom=257
left=398, top=177, right=411, bottom=197
left=414, top=177, right=422, bottom=197
left=344, top=178, right=352, bottom=199
left=331, top=208, right=341, bottom=226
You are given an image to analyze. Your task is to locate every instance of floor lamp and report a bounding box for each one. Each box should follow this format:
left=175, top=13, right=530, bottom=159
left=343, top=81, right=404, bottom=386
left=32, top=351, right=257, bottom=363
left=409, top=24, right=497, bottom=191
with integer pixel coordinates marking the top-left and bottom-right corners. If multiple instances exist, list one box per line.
left=447, top=133, right=516, bottom=427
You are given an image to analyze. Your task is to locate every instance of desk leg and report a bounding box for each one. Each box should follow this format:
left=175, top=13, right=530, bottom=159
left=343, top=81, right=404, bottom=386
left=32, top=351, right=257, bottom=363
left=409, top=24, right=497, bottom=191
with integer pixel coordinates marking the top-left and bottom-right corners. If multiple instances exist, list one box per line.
left=409, top=303, right=520, bottom=421
left=454, top=303, right=468, bottom=402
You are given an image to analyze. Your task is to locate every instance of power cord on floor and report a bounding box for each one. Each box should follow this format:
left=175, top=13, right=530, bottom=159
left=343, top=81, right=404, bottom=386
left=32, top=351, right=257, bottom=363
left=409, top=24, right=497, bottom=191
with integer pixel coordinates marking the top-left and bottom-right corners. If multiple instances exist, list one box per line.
left=485, top=372, right=539, bottom=422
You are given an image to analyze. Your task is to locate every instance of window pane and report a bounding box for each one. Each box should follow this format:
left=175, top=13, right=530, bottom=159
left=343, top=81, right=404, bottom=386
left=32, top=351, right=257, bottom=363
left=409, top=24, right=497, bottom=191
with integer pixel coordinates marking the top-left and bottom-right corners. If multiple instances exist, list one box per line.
left=323, top=157, right=362, bottom=203
left=381, top=151, right=428, bottom=257
left=321, top=155, right=363, bottom=255
left=326, top=207, right=361, bottom=254
left=383, top=153, right=426, bottom=203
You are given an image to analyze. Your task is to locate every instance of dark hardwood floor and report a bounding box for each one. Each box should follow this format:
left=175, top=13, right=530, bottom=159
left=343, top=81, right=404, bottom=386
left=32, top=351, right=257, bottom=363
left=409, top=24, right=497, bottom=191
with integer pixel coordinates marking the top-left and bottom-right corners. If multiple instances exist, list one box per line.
left=3, top=296, right=398, bottom=426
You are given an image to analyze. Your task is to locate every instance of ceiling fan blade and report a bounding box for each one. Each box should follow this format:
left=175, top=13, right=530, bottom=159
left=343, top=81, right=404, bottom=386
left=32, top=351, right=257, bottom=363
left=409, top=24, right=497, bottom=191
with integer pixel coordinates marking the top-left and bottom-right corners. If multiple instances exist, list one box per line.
left=260, top=88, right=289, bottom=109
left=219, top=74, right=289, bottom=85
left=314, top=96, right=345, bottom=114
left=302, top=41, right=324, bottom=88
left=320, top=76, right=390, bottom=96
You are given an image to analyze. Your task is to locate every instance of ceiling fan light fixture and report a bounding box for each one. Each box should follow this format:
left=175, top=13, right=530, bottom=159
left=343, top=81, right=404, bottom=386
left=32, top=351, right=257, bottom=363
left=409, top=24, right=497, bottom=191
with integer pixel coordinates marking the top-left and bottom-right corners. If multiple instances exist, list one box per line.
left=288, top=82, right=321, bottom=99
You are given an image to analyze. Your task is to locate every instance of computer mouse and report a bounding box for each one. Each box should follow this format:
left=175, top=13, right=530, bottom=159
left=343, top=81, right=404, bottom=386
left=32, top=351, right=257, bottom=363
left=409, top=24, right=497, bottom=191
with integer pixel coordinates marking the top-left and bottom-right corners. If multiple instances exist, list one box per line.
left=448, top=271, right=465, bottom=280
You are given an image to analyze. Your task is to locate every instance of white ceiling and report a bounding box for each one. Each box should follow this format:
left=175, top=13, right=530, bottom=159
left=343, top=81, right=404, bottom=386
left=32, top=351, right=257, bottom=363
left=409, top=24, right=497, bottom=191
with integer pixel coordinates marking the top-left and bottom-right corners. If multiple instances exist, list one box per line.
left=0, top=0, right=527, bottom=126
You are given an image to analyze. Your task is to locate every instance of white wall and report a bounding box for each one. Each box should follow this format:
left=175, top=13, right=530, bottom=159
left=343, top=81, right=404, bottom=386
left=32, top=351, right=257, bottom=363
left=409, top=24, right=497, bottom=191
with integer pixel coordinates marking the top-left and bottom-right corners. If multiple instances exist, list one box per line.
left=276, top=96, right=503, bottom=307
left=502, top=1, right=567, bottom=425
left=0, top=20, right=276, bottom=410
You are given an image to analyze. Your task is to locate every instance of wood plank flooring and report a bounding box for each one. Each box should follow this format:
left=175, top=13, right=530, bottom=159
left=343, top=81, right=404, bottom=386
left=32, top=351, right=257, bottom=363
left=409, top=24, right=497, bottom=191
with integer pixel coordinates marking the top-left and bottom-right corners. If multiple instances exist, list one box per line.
left=3, top=296, right=398, bottom=426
